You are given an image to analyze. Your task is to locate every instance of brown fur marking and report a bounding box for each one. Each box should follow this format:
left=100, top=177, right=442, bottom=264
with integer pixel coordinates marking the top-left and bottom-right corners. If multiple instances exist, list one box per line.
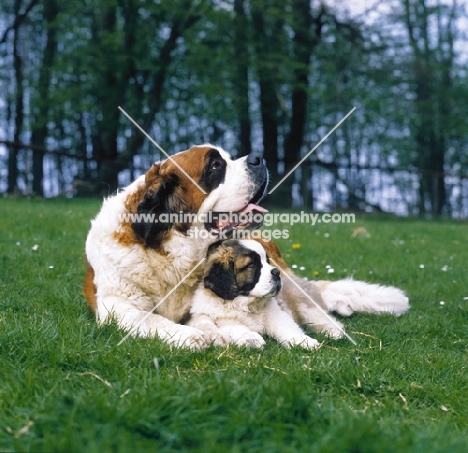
left=84, top=262, right=97, bottom=314
left=254, top=237, right=289, bottom=271
left=113, top=147, right=214, bottom=250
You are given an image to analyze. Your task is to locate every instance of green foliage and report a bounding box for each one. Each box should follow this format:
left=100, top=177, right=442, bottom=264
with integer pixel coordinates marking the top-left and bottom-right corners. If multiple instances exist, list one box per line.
left=1, top=199, right=468, bottom=451
left=3, top=0, right=468, bottom=211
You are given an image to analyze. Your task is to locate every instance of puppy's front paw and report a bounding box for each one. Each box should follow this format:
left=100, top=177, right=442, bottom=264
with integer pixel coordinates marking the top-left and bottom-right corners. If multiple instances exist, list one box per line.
left=209, top=331, right=233, bottom=347
left=159, top=325, right=208, bottom=350
left=235, top=331, right=266, bottom=348
left=284, top=335, right=320, bottom=350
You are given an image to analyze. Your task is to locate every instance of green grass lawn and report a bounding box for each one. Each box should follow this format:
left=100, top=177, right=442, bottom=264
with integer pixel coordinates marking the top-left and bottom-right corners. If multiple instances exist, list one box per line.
left=1, top=198, right=467, bottom=452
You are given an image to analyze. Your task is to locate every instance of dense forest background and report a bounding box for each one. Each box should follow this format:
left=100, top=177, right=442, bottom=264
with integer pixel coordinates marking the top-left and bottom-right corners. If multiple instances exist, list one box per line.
left=1, top=0, right=467, bottom=216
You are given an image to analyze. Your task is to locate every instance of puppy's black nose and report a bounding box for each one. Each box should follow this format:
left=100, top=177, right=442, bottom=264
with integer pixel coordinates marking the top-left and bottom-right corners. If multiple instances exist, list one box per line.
left=247, top=153, right=263, bottom=167
left=271, top=268, right=280, bottom=278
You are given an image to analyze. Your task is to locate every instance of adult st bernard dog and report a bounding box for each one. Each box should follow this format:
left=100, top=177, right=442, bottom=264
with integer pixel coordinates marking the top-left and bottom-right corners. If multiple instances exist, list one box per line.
left=84, top=144, right=409, bottom=348
left=188, top=239, right=320, bottom=350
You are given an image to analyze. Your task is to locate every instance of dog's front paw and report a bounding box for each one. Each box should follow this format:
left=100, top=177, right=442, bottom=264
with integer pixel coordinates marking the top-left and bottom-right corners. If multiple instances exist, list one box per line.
left=316, top=320, right=345, bottom=339
left=284, top=335, right=320, bottom=350
left=235, top=331, right=266, bottom=348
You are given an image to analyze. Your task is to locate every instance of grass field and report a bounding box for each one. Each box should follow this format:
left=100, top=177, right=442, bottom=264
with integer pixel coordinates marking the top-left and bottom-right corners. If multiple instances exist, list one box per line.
left=1, top=197, right=467, bottom=452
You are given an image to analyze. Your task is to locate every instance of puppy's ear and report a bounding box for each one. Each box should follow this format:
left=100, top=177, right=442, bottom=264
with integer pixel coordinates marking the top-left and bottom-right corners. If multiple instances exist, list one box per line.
left=145, top=162, right=162, bottom=184
left=203, top=261, right=238, bottom=300
left=132, top=172, right=189, bottom=249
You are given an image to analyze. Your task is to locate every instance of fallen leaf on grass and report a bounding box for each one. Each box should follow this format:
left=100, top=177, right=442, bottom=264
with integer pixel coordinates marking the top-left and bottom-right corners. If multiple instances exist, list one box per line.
left=66, top=371, right=112, bottom=387
left=399, top=393, right=408, bottom=406
left=15, top=421, right=34, bottom=437
left=263, top=365, right=287, bottom=375
left=351, top=227, right=370, bottom=238
left=120, top=388, right=131, bottom=398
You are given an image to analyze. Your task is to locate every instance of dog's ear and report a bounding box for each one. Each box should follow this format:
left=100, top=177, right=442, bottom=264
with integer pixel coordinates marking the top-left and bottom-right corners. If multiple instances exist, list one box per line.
left=132, top=171, right=189, bottom=249
left=203, top=260, right=238, bottom=300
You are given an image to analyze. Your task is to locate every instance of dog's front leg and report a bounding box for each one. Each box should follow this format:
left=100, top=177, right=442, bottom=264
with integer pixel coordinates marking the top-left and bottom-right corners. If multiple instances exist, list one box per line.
left=96, top=295, right=207, bottom=349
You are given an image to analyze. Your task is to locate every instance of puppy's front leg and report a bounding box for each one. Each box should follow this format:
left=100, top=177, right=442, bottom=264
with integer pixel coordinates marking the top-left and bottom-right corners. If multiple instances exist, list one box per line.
left=264, top=299, right=320, bottom=350
left=187, top=314, right=232, bottom=347
left=218, top=325, right=266, bottom=348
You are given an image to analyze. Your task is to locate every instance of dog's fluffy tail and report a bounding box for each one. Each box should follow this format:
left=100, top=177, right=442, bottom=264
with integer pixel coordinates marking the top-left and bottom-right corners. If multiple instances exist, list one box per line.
left=316, top=278, right=410, bottom=317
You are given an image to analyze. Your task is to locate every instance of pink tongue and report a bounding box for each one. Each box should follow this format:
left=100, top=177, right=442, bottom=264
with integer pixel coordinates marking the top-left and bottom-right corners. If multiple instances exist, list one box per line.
left=237, top=203, right=268, bottom=215
left=216, top=204, right=268, bottom=229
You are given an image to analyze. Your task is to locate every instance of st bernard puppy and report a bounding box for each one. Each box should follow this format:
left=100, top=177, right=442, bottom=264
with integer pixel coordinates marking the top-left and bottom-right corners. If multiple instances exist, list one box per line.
left=188, top=239, right=320, bottom=350
left=84, top=144, right=410, bottom=348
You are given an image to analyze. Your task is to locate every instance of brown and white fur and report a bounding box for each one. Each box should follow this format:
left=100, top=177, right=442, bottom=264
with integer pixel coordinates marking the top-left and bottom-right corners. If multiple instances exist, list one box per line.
left=188, top=239, right=320, bottom=349
left=85, top=145, right=268, bottom=348
left=84, top=144, right=409, bottom=349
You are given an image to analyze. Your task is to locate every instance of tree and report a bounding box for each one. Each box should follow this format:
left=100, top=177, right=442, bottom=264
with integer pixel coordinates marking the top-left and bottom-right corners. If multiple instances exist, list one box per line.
left=400, top=0, right=458, bottom=215
left=233, top=0, right=252, bottom=156
left=277, top=1, right=324, bottom=208
left=7, top=0, right=25, bottom=194
left=30, top=0, right=59, bottom=196
left=250, top=0, right=284, bottom=193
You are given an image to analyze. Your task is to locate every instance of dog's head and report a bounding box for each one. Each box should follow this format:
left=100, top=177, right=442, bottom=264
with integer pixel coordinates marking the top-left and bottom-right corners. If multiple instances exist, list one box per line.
left=203, top=239, right=282, bottom=301
left=129, top=145, right=268, bottom=248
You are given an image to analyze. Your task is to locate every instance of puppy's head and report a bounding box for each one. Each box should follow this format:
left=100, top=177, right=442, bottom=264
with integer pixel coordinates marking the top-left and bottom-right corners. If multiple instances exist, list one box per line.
left=203, top=239, right=281, bottom=300
left=128, top=145, right=268, bottom=249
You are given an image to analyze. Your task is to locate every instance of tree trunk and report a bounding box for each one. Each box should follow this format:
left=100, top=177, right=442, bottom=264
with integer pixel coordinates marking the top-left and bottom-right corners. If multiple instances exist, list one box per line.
left=91, top=5, right=120, bottom=193
left=277, top=0, right=321, bottom=208
left=8, top=0, right=24, bottom=194
left=251, top=5, right=280, bottom=198
left=31, top=0, right=59, bottom=196
left=233, top=0, right=252, bottom=156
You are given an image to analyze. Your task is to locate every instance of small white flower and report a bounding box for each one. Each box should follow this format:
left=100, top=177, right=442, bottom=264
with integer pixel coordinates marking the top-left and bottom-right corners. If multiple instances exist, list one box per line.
left=48, top=266, right=54, bottom=269
left=327, top=268, right=335, bottom=274
left=299, top=266, right=305, bottom=271
left=440, top=301, right=445, bottom=306
left=16, top=242, right=21, bottom=246
left=441, top=265, right=448, bottom=272
left=463, top=297, right=468, bottom=301
left=292, top=264, right=298, bottom=269
left=325, top=265, right=331, bottom=269
left=419, top=264, right=425, bottom=269
left=324, top=233, right=330, bottom=238
left=32, top=244, right=39, bottom=251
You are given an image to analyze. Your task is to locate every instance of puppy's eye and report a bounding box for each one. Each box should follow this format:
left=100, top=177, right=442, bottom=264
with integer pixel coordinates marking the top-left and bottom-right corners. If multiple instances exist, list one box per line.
left=245, top=262, right=255, bottom=269
left=210, top=161, right=222, bottom=170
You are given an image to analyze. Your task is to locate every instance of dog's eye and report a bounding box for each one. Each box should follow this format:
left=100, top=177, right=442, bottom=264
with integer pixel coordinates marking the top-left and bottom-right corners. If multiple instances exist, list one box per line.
left=210, top=161, right=222, bottom=171
left=245, top=262, right=255, bottom=269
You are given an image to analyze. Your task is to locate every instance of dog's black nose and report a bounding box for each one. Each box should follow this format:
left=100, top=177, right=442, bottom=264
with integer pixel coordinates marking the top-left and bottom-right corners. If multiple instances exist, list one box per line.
left=271, top=268, right=280, bottom=278
left=247, top=153, right=263, bottom=167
